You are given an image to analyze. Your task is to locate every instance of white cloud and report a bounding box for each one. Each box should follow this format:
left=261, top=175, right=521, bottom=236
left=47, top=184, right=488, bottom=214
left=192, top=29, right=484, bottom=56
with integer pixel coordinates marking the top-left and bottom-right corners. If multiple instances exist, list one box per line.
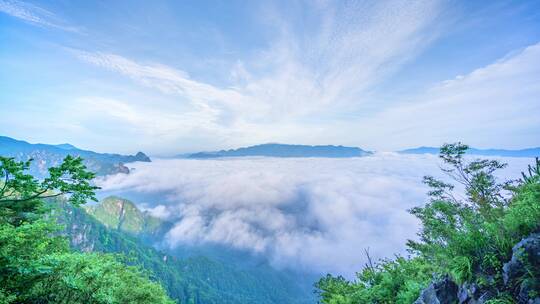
left=67, top=97, right=221, bottom=138
left=74, top=51, right=248, bottom=110
left=0, top=0, right=79, bottom=32
left=96, top=154, right=532, bottom=276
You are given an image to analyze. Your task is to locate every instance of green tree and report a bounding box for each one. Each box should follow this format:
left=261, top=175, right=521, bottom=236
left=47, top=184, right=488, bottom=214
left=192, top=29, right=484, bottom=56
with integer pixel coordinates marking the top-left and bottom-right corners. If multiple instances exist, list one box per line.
left=407, top=143, right=531, bottom=284
left=316, top=144, right=540, bottom=303
left=0, top=156, right=174, bottom=304
left=315, top=256, right=433, bottom=304
left=0, top=155, right=98, bottom=225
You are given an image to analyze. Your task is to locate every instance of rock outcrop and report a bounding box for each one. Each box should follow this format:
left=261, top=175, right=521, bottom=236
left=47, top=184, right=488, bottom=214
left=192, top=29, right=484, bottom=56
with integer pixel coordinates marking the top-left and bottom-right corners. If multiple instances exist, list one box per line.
left=503, top=233, right=540, bottom=304
left=457, top=282, right=495, bottom=304
left=415, top=233, right=540, bottom=304
left=414, top=276, right=458, bottom=304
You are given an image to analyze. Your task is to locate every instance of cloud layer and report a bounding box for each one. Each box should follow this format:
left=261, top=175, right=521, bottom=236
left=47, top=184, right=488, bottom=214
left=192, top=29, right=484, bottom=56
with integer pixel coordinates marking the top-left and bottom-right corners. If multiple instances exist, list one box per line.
left=97, top=154, right=532, bottom=276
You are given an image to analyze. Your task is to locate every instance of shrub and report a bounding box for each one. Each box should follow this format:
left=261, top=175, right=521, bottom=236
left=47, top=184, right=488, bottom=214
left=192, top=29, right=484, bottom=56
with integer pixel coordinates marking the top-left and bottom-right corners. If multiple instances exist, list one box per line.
left=316, top=145, right=540, bottom=303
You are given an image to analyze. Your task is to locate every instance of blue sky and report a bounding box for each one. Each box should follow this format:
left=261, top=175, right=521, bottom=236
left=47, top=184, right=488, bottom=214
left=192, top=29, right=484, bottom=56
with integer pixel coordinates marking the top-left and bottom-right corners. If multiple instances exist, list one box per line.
left=1, top=0, right=539, bottom=155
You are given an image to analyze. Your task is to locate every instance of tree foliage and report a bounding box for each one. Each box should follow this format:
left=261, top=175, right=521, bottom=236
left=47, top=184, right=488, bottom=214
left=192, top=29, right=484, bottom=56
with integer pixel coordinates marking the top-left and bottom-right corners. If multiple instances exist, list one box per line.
left=0, top=156, right=174, bottom=304
left=0, top=155, right=98, bottom=226
left=316, top=143, right=540, bottom=303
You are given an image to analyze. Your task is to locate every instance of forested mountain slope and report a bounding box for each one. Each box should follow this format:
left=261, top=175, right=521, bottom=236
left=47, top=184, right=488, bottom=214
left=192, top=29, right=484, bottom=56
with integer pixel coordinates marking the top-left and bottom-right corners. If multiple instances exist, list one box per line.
left=54, top=198, right=314, bottom=304
left=83, top=196, right=164, bottom=236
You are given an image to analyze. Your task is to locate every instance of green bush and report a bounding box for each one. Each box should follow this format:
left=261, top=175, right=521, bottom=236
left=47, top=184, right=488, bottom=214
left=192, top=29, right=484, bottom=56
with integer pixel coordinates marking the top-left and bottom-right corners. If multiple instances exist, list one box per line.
left=316, top=144, right=540, bottom=303
left=315, top=257, right=433, bottom=304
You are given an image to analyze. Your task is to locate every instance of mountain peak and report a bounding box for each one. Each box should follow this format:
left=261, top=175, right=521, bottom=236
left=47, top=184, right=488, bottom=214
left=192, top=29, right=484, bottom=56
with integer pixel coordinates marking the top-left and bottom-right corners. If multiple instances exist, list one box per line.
left=134, top=151, right=151, bottom=162
left=55, top=143, right=78, bottom=150
left=84, top=196, right=162, bottom=235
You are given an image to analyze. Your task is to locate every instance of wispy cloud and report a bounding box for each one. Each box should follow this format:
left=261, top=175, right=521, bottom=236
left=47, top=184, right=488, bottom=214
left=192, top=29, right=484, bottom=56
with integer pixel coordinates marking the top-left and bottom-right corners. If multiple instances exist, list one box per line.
left=27, top=0, right=535, bottom=152
left=72, top=0, right=444, bottom=147
left=73, top=51, right=251, bottom=114
left=0, top=0, right=79, bottom=32
left=66, top=96, right=223, bottom=140
left=345, top=42, right=540, bottom=149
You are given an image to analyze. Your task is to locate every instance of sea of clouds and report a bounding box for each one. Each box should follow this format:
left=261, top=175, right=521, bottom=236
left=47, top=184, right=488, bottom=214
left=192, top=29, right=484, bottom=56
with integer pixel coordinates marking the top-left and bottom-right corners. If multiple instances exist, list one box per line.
left=96, top=153, right=533, bottom=276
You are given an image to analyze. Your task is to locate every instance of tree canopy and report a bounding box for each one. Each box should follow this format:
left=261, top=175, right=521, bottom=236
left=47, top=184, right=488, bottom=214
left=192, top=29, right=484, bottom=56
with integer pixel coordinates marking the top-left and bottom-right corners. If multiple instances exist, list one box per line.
left=0, top=155, right=174, bottom=304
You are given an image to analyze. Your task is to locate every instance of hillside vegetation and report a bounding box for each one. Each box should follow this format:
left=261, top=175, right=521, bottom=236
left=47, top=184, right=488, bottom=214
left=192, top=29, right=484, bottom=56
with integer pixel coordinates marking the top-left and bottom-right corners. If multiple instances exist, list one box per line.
left=316, top=143, right=540, bottom=303
left=0, top=155, right=173, bottom=303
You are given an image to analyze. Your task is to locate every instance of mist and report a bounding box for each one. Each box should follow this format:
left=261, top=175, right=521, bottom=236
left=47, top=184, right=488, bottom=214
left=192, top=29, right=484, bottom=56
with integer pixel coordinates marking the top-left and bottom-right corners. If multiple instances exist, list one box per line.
left=96, top=153, right=533, bottom=277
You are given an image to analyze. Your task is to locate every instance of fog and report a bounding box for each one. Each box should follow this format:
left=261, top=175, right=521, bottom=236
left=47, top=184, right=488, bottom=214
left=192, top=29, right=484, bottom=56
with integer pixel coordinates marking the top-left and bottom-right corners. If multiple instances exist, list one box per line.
left=96, top=153, right=533, bottom=276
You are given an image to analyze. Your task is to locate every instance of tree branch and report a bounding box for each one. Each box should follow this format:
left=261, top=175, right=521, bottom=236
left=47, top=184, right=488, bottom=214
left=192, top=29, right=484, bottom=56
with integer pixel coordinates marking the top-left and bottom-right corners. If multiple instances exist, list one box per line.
left=0, top=188, right=52, bottom=203
left=0, top=168, right=9, bottom=198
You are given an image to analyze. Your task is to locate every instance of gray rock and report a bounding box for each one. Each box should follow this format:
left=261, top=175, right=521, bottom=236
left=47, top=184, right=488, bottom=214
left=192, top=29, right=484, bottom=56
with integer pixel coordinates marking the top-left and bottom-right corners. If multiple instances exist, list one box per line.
left=458, top=283, right=473, bottom=303
left=415, top=276, right=459, bottom=304
left=476, top=291, right=495, bottom=303
left=519, top=279, right=540, bottom=304
left=457, top=282, right=494, bottom=304
left=503, top=233, right=540, bottom=304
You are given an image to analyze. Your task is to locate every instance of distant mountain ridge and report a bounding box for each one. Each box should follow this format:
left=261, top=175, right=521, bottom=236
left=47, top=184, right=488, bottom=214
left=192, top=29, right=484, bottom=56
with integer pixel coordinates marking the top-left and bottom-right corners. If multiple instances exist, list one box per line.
left=182, top=143, right=372, bottom=159
left=400, top=146, right=540, bottom=157
left=0, top=135, right=151, bottom=176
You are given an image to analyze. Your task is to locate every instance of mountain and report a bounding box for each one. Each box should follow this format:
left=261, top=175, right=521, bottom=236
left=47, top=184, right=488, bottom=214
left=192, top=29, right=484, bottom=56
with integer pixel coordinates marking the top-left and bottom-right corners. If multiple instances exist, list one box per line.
left=399, top=146, right=540, bottom=158
left=183, top=143, right=372, bottom=159
left=54, top=198, right=315, bottom=304
left=0, top=135, right=151, bottom=176
left=55, top=143, right=78, bottom=150
left=84, top=196, right=165, bottom=236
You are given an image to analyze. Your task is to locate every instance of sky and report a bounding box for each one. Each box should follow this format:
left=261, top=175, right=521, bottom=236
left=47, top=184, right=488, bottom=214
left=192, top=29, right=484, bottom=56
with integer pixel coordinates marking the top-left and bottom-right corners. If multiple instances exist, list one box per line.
left=1, top=0, right=540, bottom=155
left=97, top=154, right=533, bottom=276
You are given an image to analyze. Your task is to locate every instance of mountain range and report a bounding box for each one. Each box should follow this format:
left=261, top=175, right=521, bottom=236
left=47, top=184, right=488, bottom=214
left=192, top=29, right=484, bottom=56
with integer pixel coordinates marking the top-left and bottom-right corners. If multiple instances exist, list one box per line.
left=400, top=146, right=540, bottom=157
left=0, top=135, right=151, bottom=176
left=182, top=143, right=372, bottom=158
left=3, top=136, right=537, bottom=164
